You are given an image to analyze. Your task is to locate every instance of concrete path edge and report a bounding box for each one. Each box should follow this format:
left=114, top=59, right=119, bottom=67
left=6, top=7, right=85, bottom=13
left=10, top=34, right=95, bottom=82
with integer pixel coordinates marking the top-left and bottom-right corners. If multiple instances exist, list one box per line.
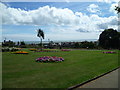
left=68, top=66, right=120, bottom=90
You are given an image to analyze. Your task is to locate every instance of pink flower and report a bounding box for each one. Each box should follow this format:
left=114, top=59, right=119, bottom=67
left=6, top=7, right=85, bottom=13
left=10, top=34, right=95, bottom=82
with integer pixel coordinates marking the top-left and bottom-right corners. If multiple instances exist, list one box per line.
left=36, top=56, right=64, bottom=62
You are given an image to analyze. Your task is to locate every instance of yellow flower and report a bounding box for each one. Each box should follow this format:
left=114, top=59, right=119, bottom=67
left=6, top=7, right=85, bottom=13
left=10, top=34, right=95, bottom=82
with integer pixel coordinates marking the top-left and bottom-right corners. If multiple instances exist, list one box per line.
left=14, top=51, right=29, bottom=54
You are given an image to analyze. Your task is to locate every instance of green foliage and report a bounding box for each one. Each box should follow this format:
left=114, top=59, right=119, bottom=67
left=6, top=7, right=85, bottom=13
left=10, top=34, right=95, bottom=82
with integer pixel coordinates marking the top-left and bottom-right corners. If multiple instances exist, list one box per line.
left=80, top=41, right=96, bottom=49
left=20, top=41, right=25, bottom=45
left=74, top=42, right=80, bottom=48
left=20, top=41, right=26, bottom=48
left=74, top=41, right=97, bottom=49
left=37, top=29, right=45, bottom=50
left=37, top=29, right=44, bottom=39
left=115, top=6, right=120, bottom=13
left=2, top=40, right=15, bottom=47
left=2, top=48, right=19, bottom=52
left=99, top=28, right=120, bottom=49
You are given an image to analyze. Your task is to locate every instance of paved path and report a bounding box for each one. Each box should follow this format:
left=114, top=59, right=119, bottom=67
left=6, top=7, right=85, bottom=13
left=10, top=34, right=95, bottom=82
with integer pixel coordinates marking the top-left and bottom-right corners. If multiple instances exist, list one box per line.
left=78, top=69, right=119, bottom=88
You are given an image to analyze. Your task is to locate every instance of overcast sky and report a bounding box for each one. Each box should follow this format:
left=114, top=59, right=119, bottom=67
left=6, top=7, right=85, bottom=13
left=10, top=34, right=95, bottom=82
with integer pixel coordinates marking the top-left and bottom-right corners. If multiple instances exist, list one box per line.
left=1, top=0, right=119, bottom=41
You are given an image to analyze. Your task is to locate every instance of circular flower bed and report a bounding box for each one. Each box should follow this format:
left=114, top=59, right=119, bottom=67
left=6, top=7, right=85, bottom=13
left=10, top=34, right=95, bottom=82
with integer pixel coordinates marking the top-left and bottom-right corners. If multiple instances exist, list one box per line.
left=103, top=51, right=116, bottom=54
left=13, top=51, right=29, bottom=54
left=36, top=56, right=64, bottom=62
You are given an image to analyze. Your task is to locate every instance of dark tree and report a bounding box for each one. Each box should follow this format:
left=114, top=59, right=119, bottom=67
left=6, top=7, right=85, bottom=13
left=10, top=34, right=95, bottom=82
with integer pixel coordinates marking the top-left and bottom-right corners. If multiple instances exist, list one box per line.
left=17, top=41, right=20, bottom=46
left=20, top=41, right=26, bottom=48
left=2, top=40, right=15, bottom=47
left=74, top=42, right=80, bottom=48
left=79, top=41, right=96, bottom=49
left=37, top=29, right=44, bottom=50
left=115, top=6, right=120, bottom=13
left=99, top=28, right=120, bottom=49
left=20, top=41, right=25, bottom=45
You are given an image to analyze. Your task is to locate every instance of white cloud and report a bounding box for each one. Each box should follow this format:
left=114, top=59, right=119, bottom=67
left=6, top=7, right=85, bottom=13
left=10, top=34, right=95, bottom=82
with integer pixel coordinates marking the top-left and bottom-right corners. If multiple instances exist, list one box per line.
left=109, top=3, right=118, bottom=14
left=97, top=0, right=119, bottom=3
left=1, top=2, right=118, bottom=33
left=1, top=3, right=80, bottom=26
left=91, top=15, right=118, bottom=30
left=3, top=32, right=100, bottom=41
left=3, top=34, right=37, bottom=41
left=87, top=4, right=100, bottom=13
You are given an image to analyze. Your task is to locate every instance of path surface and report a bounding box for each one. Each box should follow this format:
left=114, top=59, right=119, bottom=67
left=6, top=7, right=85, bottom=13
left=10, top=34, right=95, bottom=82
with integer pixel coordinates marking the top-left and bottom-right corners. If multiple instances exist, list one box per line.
left=78, top=69, right=119, bottom=88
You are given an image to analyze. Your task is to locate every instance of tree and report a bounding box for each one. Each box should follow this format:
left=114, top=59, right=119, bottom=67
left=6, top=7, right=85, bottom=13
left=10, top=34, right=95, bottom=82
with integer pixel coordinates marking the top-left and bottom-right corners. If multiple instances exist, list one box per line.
left=20, top=41, right=25, bottom=46
left=99, top=28, right=120, bottom=49
left=20, top=41, right=26, bottom=48
left=74, top=42, right=80, bottom=48
left=2, top=40, right=15, bottom=47
left=37, top=29, right=44, bottom=50
left=115, top=6, right=120, bottom=13
left=79, top=41, right=96, bottom=49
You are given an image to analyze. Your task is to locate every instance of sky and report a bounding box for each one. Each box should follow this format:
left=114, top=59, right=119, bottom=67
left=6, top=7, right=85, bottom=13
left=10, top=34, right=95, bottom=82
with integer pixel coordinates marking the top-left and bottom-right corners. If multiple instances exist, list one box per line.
left=1, top=0, right=119, bottom=42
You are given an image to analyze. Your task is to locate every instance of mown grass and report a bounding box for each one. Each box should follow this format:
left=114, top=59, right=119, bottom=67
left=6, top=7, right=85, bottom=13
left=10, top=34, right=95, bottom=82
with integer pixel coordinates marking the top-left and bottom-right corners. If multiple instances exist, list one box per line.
left=2, top=49, right=119, bottom=88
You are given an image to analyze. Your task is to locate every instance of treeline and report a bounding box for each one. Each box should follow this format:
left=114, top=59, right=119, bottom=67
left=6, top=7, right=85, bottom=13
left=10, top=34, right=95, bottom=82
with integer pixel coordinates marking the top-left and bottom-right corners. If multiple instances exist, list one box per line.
left=2, top=40, right=26, bottom=48
left=2, top=28, right=120, bottom=49
left=74, top=41, right=98, bottom=49
left=61, top=41, right=98, bottom=49
left=2, top=40, right=98, bottom=49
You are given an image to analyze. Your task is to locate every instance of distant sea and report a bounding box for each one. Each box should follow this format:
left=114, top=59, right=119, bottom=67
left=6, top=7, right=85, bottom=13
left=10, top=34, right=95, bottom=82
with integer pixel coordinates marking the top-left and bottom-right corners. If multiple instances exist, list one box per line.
left=24, top=39, right=98, bottom=44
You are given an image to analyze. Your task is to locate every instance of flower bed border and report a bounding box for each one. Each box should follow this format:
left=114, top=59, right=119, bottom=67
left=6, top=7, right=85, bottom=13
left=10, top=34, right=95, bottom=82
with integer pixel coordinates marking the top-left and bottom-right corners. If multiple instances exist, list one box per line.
left=103, top=51, right=116, bottom=54
left=13, top=51, right=29, bottom=54
left=61, top=49, right=71, bottom=51
left=36, top=56, right=64, bottom=62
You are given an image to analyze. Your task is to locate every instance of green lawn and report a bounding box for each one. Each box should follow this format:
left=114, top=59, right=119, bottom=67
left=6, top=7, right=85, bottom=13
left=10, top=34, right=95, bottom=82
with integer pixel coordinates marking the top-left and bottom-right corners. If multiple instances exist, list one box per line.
left=2, top=49, right=119, bottom=88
